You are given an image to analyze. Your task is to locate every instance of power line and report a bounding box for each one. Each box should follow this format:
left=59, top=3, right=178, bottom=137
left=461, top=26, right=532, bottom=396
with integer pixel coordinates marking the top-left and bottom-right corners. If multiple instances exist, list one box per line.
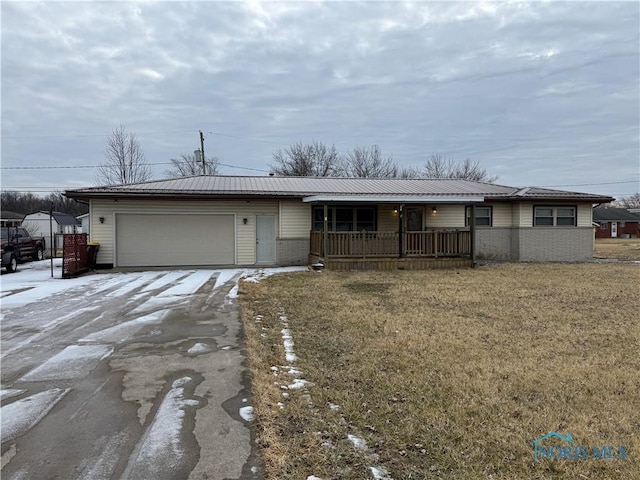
left=538, top=180, right=639, bottom=188
left=0, top=129, right=195, bottom=139
left=1, top=162, right=270, bottom=173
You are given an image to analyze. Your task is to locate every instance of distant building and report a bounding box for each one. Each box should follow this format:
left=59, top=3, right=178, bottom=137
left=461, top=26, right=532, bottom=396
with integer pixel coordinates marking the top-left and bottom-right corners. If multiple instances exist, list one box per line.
left=21, top=211, right=81, bottom=238
left=593, top=207, right=640, bottom=238
left=1, top=211, right=24, bottom=228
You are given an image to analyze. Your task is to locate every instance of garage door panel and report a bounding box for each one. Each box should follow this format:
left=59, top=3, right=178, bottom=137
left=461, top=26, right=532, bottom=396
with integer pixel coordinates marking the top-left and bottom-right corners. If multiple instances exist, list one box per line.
left=116, top=214, right=234, bottom=267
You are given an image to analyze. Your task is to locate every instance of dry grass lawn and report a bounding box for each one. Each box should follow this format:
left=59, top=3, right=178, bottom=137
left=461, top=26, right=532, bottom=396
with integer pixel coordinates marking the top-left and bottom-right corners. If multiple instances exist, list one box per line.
left=594, top=238, right=640, bottom=261
left=239, top=264, right=640, bottom=479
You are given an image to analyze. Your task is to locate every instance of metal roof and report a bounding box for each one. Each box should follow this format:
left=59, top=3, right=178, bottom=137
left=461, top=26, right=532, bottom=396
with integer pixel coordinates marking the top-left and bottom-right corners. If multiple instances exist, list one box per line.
left=64, top=175, right=614, bottom=203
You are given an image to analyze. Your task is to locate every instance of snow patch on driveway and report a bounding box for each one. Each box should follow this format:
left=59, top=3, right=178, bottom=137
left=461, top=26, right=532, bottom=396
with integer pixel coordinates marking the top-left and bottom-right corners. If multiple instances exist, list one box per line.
left=21, top=345, right=113, bottom=381
left=157, top=270, right=216, bottom=297
left=105, top=272, right=162, bottom=297
left=78, top=311, right=169, bottom=344
left=1, top=388, right=69, bottom=443
left=121, top=376, right=199, bottom=479
left=187, top=343, right=211, bottom=354
left=239, top=406, right=254, bottom=422
left=141, top=271, right=191, bottom=293
left=0, top=388, right=26, bottom=401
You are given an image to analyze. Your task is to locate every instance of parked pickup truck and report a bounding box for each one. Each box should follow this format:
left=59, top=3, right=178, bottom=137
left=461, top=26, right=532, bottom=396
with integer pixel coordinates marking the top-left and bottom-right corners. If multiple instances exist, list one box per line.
left=1, top=227, right=46, bottom=273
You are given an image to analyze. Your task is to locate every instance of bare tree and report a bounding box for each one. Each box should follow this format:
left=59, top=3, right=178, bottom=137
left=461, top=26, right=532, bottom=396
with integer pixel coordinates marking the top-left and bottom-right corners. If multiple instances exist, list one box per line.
left=1, top=191, right=87, bottom=217
left=271, top=141, right=342, bottom=176
left=423, top=154, right=497, bottom=182
left=96, top=125, right=151, bottom=185
left=343, top=145, right=399, bottom=178
left=397, top=166, right=421, bottom=179
left=165, top=153, right=219, bottom=177
left=617, top=193, right=640, bottom=209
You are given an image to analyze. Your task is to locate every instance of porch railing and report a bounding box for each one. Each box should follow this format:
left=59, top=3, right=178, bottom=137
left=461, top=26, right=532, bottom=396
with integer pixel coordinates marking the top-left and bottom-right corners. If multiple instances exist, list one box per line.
left=310, top=230, right=471, bottom=259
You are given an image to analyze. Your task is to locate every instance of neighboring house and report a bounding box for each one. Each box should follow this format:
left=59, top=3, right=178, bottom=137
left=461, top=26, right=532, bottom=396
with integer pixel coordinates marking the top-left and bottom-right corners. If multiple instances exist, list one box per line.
left=593, top=207, right=640, bottom=238
left=1, top=211, right=24, bottom=228
left=21, top=211, right=81, bottom=238
left=64, top=176, right=613, bottom=270
left=77, top=213, right=90, bottom=234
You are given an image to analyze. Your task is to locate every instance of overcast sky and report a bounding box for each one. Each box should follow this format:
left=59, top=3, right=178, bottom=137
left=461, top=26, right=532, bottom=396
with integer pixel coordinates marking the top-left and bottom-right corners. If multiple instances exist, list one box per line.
left=1, top=1, right=638, bottom=199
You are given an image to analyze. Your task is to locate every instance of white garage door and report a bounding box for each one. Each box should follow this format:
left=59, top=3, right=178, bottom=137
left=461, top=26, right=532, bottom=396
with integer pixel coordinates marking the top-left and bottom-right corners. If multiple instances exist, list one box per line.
left=116, top=214, right=235, bottom=267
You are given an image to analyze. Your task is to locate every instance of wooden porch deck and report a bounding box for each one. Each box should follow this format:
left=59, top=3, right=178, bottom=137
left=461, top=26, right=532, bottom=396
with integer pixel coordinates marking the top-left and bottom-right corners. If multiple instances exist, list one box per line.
left=310, top=230, right=473, bottom=270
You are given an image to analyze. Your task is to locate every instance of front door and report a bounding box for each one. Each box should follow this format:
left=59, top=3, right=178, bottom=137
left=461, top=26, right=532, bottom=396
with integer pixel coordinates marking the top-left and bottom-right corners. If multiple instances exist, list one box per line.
left=405, top=207, right=424, bottom=255
left=256, top=215, right=276, bottom=263
left=406, top=207, right=423, bottom=231
left=611, top=222, right=618, bottom=238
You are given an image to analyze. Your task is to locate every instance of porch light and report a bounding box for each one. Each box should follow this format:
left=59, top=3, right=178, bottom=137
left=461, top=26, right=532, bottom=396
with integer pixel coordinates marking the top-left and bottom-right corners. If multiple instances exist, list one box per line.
left=393, top=208, right=398, bottom=215
left=99, top=217, right=105, bottom=224
left=432, top=206, right=437, bottom=214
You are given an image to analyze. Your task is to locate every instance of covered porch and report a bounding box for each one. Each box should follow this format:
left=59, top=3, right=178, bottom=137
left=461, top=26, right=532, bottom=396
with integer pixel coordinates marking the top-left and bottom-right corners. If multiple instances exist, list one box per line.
left=304, top=195, right=481, bottom=271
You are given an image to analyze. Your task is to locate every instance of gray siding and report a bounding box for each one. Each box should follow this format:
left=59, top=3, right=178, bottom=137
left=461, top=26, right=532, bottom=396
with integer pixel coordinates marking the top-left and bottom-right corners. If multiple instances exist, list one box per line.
left=475, top=228, right=513, bottom=260
left=515, top=227, right=594, bottom=262
left=276, top=239, right=308, bottom=266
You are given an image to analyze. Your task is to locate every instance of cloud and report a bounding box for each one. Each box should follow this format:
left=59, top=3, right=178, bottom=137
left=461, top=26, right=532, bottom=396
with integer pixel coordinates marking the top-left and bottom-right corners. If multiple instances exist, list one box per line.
left=1, top=1, right=638, bottom=197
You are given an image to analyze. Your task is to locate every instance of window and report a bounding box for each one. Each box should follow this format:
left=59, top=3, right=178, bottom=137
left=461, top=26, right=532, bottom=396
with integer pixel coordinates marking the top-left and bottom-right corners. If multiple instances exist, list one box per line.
left=620, top=222, right=626, bottom=227
left=534, top=206, right=576, bottom=227
left=312, top=206, right=376, bottom=231
left=356, top=208, right=375, bottom=231
left=313, top=208, right=332, bottom=231
left=600, top=222, right=608, bottom=230
left=465, top=206, right=493, bottom=226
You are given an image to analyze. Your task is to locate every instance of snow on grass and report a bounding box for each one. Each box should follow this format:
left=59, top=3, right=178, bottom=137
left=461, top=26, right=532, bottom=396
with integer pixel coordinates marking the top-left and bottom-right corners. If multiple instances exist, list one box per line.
left=347, top=434, right=368, bottom=451
left=78, top=310, right=169, bottom=344
left=280, top=327, right=297, bottom=362
left=307, top=476, right=323, bottom=480
left=281, top=379, right=312, bottom=390
left=1, top=388, right=69, bottom=443
left=21, top=345, right=113, bottom=381
left=347, top=435, right=393, bottom=479
left=369, top=465, right=393, bottom=480
left=239, top=406, right=254, bottom=422
left=121, top=376, right=199, bottom=478
left=275, top=314, right=315, bottom=392
left=186, top=343, right=211, bottom=354
left=242, top=266, right=308, bottom=283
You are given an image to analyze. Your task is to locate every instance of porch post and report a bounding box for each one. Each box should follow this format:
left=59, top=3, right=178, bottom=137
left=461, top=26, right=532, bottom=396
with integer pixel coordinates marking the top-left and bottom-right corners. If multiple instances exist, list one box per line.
left=323, top=203, right=328, bottom=259
left=398, top=204, right=404, bottom=258
left=470, top=203, right=476, bottom=267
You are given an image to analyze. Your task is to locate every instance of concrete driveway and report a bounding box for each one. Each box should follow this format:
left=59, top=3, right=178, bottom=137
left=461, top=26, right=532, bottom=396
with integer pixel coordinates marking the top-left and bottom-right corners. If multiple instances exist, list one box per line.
left=1, top=261, right=299, bottom=479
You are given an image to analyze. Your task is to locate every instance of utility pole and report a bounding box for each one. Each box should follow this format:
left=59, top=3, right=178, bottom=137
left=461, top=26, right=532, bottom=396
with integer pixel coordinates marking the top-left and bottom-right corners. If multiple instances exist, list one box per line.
left=199, top=131, right=206, bottom=175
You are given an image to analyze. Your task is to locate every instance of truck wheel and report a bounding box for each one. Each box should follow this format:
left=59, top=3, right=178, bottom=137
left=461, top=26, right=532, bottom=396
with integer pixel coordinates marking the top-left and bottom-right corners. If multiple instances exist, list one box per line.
left=33, top=247, right=44, bottom=261
left=6, top=254, right=18, bottom=273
